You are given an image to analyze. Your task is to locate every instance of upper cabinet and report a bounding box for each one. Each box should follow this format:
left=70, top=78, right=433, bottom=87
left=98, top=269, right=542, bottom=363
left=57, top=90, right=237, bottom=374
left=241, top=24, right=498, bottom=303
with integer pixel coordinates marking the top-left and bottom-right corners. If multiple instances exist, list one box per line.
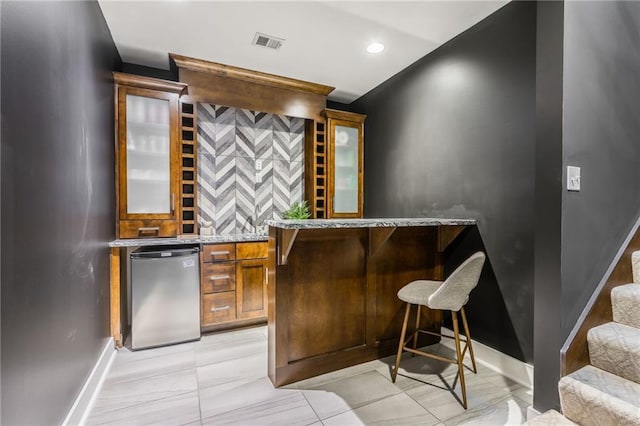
left=326, top=109, right=365, bottom=218
left=114, top=73, right=187, bottom=239
left=306, top=109, right=366, bottom=219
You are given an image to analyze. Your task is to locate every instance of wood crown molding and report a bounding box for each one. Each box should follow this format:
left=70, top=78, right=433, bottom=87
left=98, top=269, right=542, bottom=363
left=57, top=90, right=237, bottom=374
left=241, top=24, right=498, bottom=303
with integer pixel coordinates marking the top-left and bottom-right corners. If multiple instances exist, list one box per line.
left=170, top=53, right=334, bottom=96
left=113, top=72, right=187, bottom=95
left=323, top=108, right=367, bottom=122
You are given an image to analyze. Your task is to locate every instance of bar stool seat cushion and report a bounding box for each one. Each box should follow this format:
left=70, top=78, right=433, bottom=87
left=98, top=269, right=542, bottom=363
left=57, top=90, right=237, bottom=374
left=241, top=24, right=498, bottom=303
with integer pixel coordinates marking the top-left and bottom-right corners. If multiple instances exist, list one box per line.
left=398, top=280, right=441, bottom=305
left=398, top=280, right=468, bottom=309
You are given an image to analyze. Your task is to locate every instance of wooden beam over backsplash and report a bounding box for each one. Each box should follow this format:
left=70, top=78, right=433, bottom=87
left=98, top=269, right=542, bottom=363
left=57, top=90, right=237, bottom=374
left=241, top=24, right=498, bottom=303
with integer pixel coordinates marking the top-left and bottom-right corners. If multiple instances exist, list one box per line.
left=170, top=53, right=334, bottom=121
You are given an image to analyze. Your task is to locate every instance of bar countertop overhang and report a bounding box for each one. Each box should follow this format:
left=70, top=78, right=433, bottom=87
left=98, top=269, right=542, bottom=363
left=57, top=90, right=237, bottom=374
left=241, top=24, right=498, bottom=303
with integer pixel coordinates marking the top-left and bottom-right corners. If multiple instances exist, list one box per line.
left=265, top=217, right=477, bottom=229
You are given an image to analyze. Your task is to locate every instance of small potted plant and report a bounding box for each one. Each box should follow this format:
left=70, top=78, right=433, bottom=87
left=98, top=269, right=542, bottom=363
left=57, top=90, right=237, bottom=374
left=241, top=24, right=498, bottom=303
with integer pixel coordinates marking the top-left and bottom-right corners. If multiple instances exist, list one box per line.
left=283, top=201, right=311, bottom=220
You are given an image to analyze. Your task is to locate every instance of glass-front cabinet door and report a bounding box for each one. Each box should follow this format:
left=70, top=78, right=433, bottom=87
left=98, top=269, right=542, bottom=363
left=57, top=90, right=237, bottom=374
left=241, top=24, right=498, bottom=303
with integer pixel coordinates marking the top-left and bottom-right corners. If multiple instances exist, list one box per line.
left=114, top=73, right=185, bottom=238
left=325, top=110, right=365, bottom=218
left=125, top=94, right=172, bottom=215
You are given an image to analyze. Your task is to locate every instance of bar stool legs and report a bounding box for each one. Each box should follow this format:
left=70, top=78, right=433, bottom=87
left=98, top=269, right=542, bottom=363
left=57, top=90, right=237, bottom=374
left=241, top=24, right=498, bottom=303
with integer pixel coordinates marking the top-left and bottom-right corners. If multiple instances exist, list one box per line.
left=452, top=310, right=468, bottom=408
left=412, top=305, right=421, bottom=352
left=391, top=302, right=477, bottom=409
left=460, top=307, right=477, bottom=374
left=392, top=303, right=411, bottom=383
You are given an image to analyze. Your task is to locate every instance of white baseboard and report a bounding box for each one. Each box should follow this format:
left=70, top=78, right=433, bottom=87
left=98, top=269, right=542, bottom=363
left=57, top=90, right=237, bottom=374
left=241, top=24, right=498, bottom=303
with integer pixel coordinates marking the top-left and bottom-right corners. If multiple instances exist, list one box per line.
left=440, top=327, right=533, bottom=388
left=527, top=406, right=542, bottom=421
left=62, top=337, right=116, bottom=426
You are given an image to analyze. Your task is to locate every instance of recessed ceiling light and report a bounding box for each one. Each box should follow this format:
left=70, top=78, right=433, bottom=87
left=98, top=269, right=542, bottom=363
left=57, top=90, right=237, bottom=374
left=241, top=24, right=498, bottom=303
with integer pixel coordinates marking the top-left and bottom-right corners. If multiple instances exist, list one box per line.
left=366, top=42, right=385, bottom=54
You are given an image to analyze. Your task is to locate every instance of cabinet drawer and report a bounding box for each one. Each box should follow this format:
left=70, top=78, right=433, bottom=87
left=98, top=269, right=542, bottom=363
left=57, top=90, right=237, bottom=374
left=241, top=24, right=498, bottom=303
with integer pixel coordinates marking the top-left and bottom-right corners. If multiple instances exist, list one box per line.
left=119, top=220, right=178, bottom=238
left=202, top=262, right=236, bottom=293
left=203, top=243, right=235, bottom=263
left=236, top=242, right=268, bottom=260
left=202, top=292, right=236, bottom=325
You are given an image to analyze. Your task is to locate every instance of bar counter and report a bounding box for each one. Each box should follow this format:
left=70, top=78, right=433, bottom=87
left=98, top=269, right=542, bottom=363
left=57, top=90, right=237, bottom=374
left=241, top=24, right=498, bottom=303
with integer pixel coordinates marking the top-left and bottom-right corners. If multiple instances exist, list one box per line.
left=264, top=217, right=476, bottom=386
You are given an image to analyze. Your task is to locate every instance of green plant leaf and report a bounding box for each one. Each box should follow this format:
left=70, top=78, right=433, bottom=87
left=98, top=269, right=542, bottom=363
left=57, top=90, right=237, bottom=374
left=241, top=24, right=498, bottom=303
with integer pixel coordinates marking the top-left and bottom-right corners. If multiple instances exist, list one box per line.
left=283, top=201, right=311, bottom=219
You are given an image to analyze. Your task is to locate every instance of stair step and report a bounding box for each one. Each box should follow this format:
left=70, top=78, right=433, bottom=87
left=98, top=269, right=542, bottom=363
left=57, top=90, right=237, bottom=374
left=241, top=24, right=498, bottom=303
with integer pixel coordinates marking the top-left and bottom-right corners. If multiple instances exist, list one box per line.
left=559, top=365, right=640, bottom=426
left=612, top=283, right=640, bottom=329
left=588, top=322, right=640, bottom=384
left=523, top=409, right=576, bottom=425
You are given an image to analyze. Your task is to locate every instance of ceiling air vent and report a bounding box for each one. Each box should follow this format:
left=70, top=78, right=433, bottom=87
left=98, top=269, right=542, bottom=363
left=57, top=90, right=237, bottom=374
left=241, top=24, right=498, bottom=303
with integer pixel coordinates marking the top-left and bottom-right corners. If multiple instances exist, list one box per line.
left=252, top=32, right=285, bottom=50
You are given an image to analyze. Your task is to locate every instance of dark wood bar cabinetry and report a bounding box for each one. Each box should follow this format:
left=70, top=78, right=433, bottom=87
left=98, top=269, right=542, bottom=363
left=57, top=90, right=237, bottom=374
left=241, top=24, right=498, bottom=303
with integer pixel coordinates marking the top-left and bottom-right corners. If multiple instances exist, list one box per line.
left=114, top=73, right=188, bottom=239
left=266, top=218, right=475, bottom=386
left=201, top=241, right=269, bottom=331
left=305, top=109, right=366, bottom=220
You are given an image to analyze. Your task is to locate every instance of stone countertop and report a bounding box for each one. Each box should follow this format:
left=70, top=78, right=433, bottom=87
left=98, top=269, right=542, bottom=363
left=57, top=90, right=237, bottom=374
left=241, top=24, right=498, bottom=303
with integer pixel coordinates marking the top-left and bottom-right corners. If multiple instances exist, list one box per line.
left=265, top=217, right=476, bottom=230
left=108, top=233, right=268, bottom=248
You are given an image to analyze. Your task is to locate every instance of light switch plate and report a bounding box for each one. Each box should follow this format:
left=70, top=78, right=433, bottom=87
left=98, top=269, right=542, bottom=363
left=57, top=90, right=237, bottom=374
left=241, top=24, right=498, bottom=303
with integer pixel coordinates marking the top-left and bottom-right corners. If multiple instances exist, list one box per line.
left=567, top=166, right=581, bottom=191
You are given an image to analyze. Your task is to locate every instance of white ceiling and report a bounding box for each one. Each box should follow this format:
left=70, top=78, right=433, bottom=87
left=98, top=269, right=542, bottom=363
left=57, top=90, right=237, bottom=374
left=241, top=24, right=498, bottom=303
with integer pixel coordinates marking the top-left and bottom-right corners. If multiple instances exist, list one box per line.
left=99, top=1, right=508, bottom=103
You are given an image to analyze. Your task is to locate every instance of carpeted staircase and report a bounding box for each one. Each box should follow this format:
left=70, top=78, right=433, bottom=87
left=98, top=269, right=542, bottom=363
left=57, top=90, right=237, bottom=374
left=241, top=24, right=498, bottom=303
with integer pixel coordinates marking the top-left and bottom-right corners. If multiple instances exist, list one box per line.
left=525, top=257, right=640, bottom=425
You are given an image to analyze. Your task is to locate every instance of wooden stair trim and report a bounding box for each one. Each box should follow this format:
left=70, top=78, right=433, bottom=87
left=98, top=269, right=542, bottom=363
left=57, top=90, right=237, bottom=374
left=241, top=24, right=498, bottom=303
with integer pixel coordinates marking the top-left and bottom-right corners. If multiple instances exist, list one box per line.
left=561, top=215, right=640, bottom=376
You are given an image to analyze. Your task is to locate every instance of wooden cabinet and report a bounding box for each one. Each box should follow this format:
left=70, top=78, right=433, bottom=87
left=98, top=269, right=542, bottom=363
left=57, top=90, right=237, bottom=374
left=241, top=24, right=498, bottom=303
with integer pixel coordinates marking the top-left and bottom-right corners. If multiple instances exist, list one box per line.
left=114, top=73, right=187, bottom=239
left=236, top=259, right=268, bottom=320
left=202, top=262, right=235, bottom=293
left=202, top=243, right=235, bottom=262
left=202, top=292, right=236, bottom=324
left=200, top=241, right=268, bottom=330
left=306, top=109, right=366, bottom=219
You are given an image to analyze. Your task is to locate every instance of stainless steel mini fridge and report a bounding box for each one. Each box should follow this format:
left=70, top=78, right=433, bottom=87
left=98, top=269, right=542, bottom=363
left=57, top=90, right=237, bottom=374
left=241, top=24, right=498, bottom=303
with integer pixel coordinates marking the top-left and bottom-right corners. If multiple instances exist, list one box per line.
left=130, top=246, right=200, bottom=350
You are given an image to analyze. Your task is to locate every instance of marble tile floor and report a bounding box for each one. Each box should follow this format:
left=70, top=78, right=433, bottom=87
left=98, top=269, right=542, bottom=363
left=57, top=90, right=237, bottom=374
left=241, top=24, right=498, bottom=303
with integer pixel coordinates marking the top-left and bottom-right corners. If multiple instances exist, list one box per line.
left=86, top=325, right=532, bottom=426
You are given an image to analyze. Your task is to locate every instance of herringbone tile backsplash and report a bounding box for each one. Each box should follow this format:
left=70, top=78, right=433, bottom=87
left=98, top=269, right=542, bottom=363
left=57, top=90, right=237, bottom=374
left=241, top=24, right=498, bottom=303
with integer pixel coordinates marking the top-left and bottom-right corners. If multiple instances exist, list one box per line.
left=197, top=103, right=305, bottom=235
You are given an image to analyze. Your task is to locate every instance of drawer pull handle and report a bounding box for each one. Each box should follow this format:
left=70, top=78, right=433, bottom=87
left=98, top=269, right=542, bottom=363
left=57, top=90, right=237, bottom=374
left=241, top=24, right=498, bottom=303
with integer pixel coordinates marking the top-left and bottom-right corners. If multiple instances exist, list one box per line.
left=210, top=275, right=230, bottom=281
left=138, top=227, right=160, bottom=234
left=211, top=305, right=230, bottom=312
left=209, top=251, right=230, bottom=256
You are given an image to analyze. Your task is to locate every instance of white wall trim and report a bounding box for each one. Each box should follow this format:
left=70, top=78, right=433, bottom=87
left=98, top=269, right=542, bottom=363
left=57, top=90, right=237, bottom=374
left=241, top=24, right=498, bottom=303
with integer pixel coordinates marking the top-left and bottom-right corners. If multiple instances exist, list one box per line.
left=527, top=405, right=542, bottom=421
left=440, top=327, right=533, bottom=388
left=62, top=337, right=116, bottom=426
left=527, top=406, right=542, bottom=421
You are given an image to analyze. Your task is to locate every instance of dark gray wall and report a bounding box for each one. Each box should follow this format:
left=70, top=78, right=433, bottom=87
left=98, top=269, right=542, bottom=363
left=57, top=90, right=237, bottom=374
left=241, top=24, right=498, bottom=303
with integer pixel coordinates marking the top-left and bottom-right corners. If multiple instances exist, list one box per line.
left=351, top=1, right=536, bottom=363
left=561, top=1, right=640, bottom=334
left=1, top=2, right=120, bottom=424
left=326, top=100, right=354, bottom=112
left=533, top=1, right=640, bottom=412
left=533, top=0, right=564, bottom=411
left=122, top=62, right=177, bottom=82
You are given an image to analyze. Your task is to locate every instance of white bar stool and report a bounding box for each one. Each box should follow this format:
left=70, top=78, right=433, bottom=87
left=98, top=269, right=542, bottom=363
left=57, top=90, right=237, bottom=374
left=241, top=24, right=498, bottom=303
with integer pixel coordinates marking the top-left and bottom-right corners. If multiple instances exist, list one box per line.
left=392, top=251, right=486, bottom=409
